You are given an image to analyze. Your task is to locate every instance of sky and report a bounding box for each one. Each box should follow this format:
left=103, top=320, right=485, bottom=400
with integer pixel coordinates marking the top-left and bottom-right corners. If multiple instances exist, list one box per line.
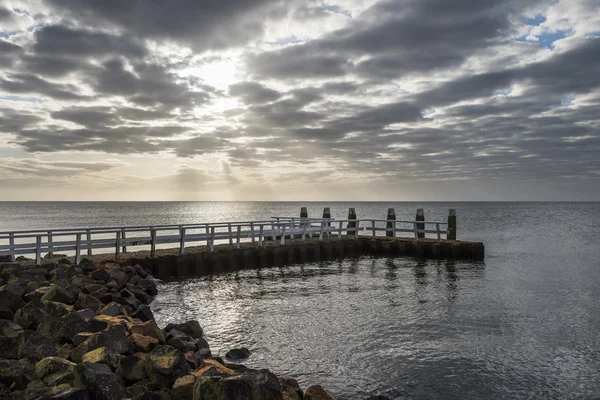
left=0, top=0, right=599, bottom=201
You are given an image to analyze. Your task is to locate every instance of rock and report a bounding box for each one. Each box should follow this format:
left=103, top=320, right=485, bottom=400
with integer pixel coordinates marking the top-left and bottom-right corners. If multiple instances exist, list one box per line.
left=172, top=375, right=195, bottom=400
left=0, top=283, right=25, bottom=312
left=108, top=270, right=128, bottom=289
left=81, top=347, right=121, bottom=371
left=0, top=318, right=23, bottom=337
left=45, top=301, right=73, bottom=319
left=45, top=253, right=67, bottom=259
left=19, top=330, right=59, bottom=360
left=0, top=305, right=14, bottom=320
left=119, top=293, right=142, bottom=310
left=90, top=290, right=113, bottom=304
left=124, top=285, right=151, bottom=304
left=166, top=336, right=187, bottom=352
left=183, top=351, right=199, bottom=369
left=144, top=345, right=191, bottom=387
left=193, top=369, right=282, bottom=400
left=58, top=310, right=93, bottom=342
left=41, top=285, right=76, bottom=305
left=0, top=383, right=10, bottom=397
left=73, top=332, right=92, bottom=346
left=365, top=396, right=391, bottom=400
left=57, top=258, right=72, bottom=265
left=56, top=343, right=74, bottom=360
left=42, top=387, right=91, bottom=399
left=24, top=286, right=53, bottom=302
left=36, top=319, right=65, bottom=342
left=132, top=305, right=155, bottom=322
left=74, top=362, right=128, bottom=400
left=72, top=324, right=129, bottom=362
left=44, top=368, right=75, bottom=387
left=280, top=377, right=303, bottom=400
left=164, top=321, right=202, bottom=339
left=137, top=279, right=158, bottom=296
left=15, top=298, right=48, bottom=329
left=97, top=302, right=129, bottom=317
left=133, top=265, right=148, bottom=279
left=128, top=333, right=159, bottom=353
left=78, top=259, right=96, bottom=272
left=0, top=335, right=18, bottom=359
left=304, top=385, right=334, bottom=400
left=34, top=357, right=76, bottom=381
left=130, top=320, right=165, bottom=343
left=225, top=347, right=251, bottom=360
left=195, top=337, right=210, bottom=352
left=116, top=354, right=147, bottom=384
left=192, top=359, right=235, bottom=377
left=81, top=283, right=106, bottom=294
left=0, top=358, right=35, bottom=390
left=12, top=387, right=52, bottom=399
left=90, top=269, right=110, bottom=282
left=74, top=293, right=103, bottom=312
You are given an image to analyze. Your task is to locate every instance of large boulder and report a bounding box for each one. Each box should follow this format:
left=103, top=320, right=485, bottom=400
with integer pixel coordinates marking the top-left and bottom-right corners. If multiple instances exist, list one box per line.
left=0, top=335, right=18, bottom=359
left=130, top=320, right=165, bottom=343
left=172, top=375, right=195, bottom=400
left=304, top=385, right=334, bottom=400
left=81, top=347, right=122, bottom=371
left=90, top=269, right=110, bottom=282
left=280, top=377, right=303, bottom=400
left=74, top=362, right=128, bottom=400
left=71, top=324, right=129, bottom=362
left=34, top=357, right=76, bottom=384
left=132, top=304, right=155, bottom=322
left=164, top=321, right=203, bottom=339
left=74, top=293, right=103, bottom=312
left=0, top=358, right=36, bottom=390
left=144, top=345, right=191, bottom=387
left=15, top=298, right=47, bottom=329
left=0, top=283, right=25, bottom=312
left=58, top=310, right=93, bottom=342
left=192, top=369, right=283, bottom=400
left=97, top=302, right=129, bottom=317
left=116, top=354, right=147, bottom=384
left=41, top=285, right=76, bottom=305
left=0, top=318, right=23, bottom=337
left=18, top=330, right=59, bottom=359
left=225, top=347, right=251, bottom=360
left=128, top=333, right=159, bottom=353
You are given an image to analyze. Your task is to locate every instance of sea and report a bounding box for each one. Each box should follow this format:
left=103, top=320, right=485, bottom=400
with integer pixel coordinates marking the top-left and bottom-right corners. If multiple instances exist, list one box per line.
left=1, top=201, right=599, bottom=399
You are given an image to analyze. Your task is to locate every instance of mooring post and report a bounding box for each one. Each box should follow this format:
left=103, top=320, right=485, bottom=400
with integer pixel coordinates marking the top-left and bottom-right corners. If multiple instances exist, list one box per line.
left=300, top=207, right=308, bottom=219
left=347, top=208, right=357, bottom=235
left=448, top=209, right=457, bottom=240
left=416, top=209, right=425, bottom=239
left=386, top=208, right=396, bottom=237
left=47, top=231, right=53, bottom=258
left=323, top=207, right=331, bottom=236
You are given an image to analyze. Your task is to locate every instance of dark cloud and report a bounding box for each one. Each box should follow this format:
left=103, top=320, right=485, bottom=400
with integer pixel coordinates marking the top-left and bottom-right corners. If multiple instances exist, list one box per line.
left=0, top=40, right=23, bottom=67
left=229, top=82, right=282, bottom=104
left=0, top=73, right=89, bottom=100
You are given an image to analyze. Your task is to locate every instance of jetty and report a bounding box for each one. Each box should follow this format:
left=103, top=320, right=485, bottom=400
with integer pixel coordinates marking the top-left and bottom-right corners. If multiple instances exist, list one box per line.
left=1, top=208, right=483, bottom=280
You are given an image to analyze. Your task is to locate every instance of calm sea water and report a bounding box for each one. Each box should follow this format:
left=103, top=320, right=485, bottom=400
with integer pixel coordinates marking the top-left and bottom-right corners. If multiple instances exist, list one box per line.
left=1, top=202, right=599, bottom=399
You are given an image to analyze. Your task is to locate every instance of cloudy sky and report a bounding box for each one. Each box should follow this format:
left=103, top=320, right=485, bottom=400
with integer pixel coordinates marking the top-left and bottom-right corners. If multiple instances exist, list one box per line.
left=0, top=0, right=599, bottom=201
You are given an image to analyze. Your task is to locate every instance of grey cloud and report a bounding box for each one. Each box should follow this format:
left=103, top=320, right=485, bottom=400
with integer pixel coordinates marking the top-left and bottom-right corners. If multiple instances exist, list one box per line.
left=50, top=106, right=173, bottom=129
left=0, top=39, right=23, bottom=67
left=19, top=54, right=90, bottom=77
left=0, top=73, right=89, bottom=100
left=229, top=82, right=282, bottom=104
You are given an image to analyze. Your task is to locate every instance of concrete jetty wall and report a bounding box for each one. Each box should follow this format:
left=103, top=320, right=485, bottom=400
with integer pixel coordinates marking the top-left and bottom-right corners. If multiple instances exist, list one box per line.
left=110, top=237, right=484, bottom=281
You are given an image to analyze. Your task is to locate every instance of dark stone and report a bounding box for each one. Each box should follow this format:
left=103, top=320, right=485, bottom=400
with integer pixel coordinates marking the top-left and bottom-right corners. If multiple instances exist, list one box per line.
left=74, top=362, right=128, bottom=400
left=0, top=383, right=9, bottom=398
left=78, top=259, right=96, bottom=272
left=42, top=387, right=91, bottom=399
left=57, top=258, right=72, bottom=265
left=90, top=269, right=110, bottom=282
left=0, top=335, right=18, bottom=359
left=133, top=265, right=149, bottom=279
left=41, top=285, right=76, bottom=305
left=172, top=375, right=195, bottom=400
left=166, top=336, right=187, bottom=352
left=98, top=302, right=129, bottom=317
left=81, top=347, right=122, bottom=371
left=0, top=358, right=35, bottom=390
left=138, top=279, right=158, bottom=296
left=0, top=306, right=14, bottom=320
left=18, top=330, right=59, bottom=359
left=72, top=324, right=129, bottom=362
left=144, top=345, right=190, bottom=387
left=280, top=377, right=303, bottom=400
left=0, top=318, right=24, bottom=337
left=89, top=290, right=113, bottom=305
left=365, top=396, right=391, bottom=400
left=58, top=310, right=93, bottom=343
left=193, top=369, right=282, bottom=400
left=0, top=283, right=25, bottom=312
left=108, top=270, right=128, bottom=289
left=15, top=298, right=48, bottom=329
left=24, top=286, right=53, bottom=302
left=86, top=317, right=109, bottom=333
left=164, top=321, right=202, bottom=339
left=304, top=385, right=334, bottom=400
left=35, top=357, right=76, bottom=381
left=44, top=301, right=73, bottom=319
left=132, top=305, right=155, bottom=322
left=81, top=283, right=106, bottom=294
left=195, top=337, right=210, bottom=352
left=74, top=293, right=103, bottom=312
left=117, top=354, right=147, bottom=384
left=225, top=347, right=251, bottom=360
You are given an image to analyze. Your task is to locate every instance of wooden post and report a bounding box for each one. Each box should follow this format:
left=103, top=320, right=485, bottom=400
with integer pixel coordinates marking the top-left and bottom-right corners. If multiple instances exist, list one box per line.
left=436, top=223, right=441, bottom=240
left=323, top=207, right=331, bottom=237
left=347, top=208, right=357, bottom=235
left=416, top=209, right=425, bottom=239
left=371, top=220, right=376, bottom=237
left=338, top=221, right=343, bottom=238
left=121, top=229, right=127, bottom=253
left=150, top=229, right=156, bottom=257
left=115, top=231, right=121, bottom=259
left=236, top=226, right=241, bottom=249
left=250, top=222, right=255, bottom=243
left=47, top=231, right=53, bottom=257
left=228, top=223, right=233, bottom=245
left=205, top=224, right=210, bottom=247
left=9, top=233, right=14, bottom=262
left=210, top=227, right=215, bottom=251
left=86, top=229, right=92, bottom=256
left=180, top=228, right=186, bottom=255
left=319, top=221, right=324, bottom=240
left=75, top=233, right=81, bottom=264
left=258, top=225, right=264, bottom=246
left=448, top=209, right=457, bottom=240
left=386, top=208, right=395, bottom=237
left=300, top=207, right=308, bottom=219
left=281, top=224, right=286, bottom=245
left=35, top=235, right=41, bottom=266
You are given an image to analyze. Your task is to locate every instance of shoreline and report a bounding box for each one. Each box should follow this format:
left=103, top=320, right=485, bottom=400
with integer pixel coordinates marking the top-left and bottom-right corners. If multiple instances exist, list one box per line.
left=0, top=256, right=357, bottom=399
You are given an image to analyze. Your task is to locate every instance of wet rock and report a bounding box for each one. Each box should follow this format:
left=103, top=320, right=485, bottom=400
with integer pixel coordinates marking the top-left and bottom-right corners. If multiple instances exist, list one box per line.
left=81, top=347, right=121, bottom=371
left=56, top=343, right=74, bottom=360
left=0, top=335, right=18, bottom=359
left=195, top=337, right=210, bottom=352
left=90, top=269, right=110, bottom=282
left=280, top=377, right=303, bottom=400
left=183, top=351, right=199, bottom=369
left=130, top=320, right=165, bottom=343
left=18, top=330, right=59, bottom=359
left=0, top=305, right=14, bottom=320
left=15, top=298, right=48, bottom=329
left=81, top=283, right=106, bottom=295
left=97, top=302, right=129, bottom=317
left=132, top=305, right=155, bottom=322
left=137, top=279, right=158, bottom=296
left=164, top=321, right=202, bottom=339
left=304, top=385, right=334, bottom=400
left=192, top=359, right=235, bottom=377
left=129, top=333, right=159, bottom=353
left=72, top=324, right=129, bottom=362
left=74, top=293, right=102, bottom=312
left=0, top=318, right=23, bottom=337
left=225, top=347, right=251, bottom=360
left=166, top=336, right=187, bottom=352
left=193, top=369, right=282, bottom=400
left=42, top=387, right=91, bottom=399
left=117, top=354, right=147, bottom=384
left=24, top=286, right=52, bottom=302
left=58, top=310, right=93, bottom=342
left=144, top=345, right=191, bottom=387
left=41, top=285, right=76, bottom=305
left=74, top=362, right=128, bottom=400
left=0, top=283, right=25, bottom=312
left=120, top=293, right=142, bottom=310
left=133, top=265, right=149, bottom=279
left=89, top=290, right=113, bottom=305
left=34, top=357, right=76, bottom=382
left=0, top=358, right=35, bottom=390
left=172, top=375, right=195, bottom=400
left=125, top=285, right=151, bottom=304
left=73, top=332, right=92, bottom=346
left=108, top=270, right=128, bottom=289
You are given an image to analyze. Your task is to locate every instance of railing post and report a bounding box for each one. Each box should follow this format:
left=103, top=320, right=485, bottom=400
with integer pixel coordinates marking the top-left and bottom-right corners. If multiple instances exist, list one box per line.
left=448, top=209, right=457, bottom=240
left=323, top=207, right=331, bottom=236
left=180, top=228, right=186, bottom=255
left=236, top=226, right=241, bottom=249
left=86, top=229, right=92, bottom=256
left=301, top=222, right=307, bottom=241
left=115, top=231, right=121, bottom=259
left=281, top=224, right=286, bottom=245
left=75, top=233, right=81, bottom=264
left=356, top=220, right=360, bottom=236
left=150, top=229, right=156, bottom=257
left=393, top=221, right=397, bottom=238
left=47, top=231, right=53, bottom=258
left=35, top=235, right=41, bottom=266
left=258, top=225, right=264, bottom=246
left=250, top=222, right=255, bottom=243
left=300, top=207, right=308, bottom=219
left=9, top=233, right=14, bottom=262
left=371, top=220, right=376, bottom=237
left=338, top=221, right=343, bottom=238
left=121, top=229, right=127, bottom=253
left=210, top=227, right=215, bottom=251
left=228, top=223, right=233, bottom=245
left=416, top=209, right=425, bottom=239
left=436, top=223, right=441, bottom=240
left=319, top=221, right=324, bottom=241
left=347, top=208, right=357, bottom=236
left=386, top=208, right=395, bottom=237
left=413, top=222, right=419, bottom=239
left=205, top=224, right=210, bottom=247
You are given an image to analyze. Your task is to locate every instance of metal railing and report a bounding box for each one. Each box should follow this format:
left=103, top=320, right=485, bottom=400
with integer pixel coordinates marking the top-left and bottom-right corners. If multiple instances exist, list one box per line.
left=0, top=217, right=448, bottom=266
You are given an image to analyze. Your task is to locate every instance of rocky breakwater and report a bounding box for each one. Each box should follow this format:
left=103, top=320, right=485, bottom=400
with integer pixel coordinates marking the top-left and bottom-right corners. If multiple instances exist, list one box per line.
left=0, top=258, right=339, bottom=400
